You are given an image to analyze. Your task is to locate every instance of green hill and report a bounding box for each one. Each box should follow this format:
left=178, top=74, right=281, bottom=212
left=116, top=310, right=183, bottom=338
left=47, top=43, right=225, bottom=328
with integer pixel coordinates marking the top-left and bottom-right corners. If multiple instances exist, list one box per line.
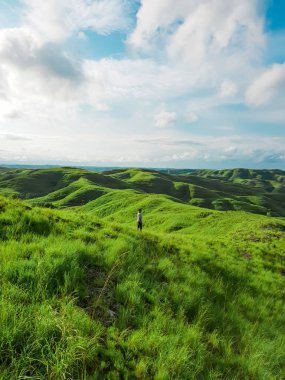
left=160, top=168, right=285, bottom=193
left=0, top=193, right=285, bottom=379
left=0, top=167, right=284, bottom=217
left=0, top=166, right=285, bottom=378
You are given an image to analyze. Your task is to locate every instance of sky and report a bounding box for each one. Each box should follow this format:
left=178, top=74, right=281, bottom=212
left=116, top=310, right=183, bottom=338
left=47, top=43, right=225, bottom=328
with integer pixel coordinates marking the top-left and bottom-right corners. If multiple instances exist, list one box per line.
left=0, top=0, right=284, bottom=169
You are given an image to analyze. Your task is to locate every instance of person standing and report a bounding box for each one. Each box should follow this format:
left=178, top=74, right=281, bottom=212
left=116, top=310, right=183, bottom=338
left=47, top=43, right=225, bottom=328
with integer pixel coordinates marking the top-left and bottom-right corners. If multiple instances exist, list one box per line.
left=137, top=209, right=143, bottom=231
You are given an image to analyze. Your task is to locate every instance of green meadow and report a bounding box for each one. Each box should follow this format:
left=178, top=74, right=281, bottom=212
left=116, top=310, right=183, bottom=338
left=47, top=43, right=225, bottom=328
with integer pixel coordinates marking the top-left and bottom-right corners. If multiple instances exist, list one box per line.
left=0, top=167, right=285, bottom=379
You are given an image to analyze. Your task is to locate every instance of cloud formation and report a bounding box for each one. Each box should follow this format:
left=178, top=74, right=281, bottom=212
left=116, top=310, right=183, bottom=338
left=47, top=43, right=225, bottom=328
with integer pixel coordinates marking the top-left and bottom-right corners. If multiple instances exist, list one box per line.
left=246, top=63, right=285, bottom=106
left=24, top=0, right=131, bottom=42
left=154, top=111, right=177, bottom=128
left=128, top=0, right=265, bottom=76
left=0, top=0, right=284, bottom=168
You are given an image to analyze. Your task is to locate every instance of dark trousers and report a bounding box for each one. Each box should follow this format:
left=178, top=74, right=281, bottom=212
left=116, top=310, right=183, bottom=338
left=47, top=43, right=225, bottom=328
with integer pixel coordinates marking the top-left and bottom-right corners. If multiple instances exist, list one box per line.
left=137, top=221, right=142, bottom=230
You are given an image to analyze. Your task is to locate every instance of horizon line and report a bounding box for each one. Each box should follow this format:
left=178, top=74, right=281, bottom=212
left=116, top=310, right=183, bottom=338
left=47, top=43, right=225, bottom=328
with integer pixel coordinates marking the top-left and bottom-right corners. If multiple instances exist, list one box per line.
left=0, top=163, right=284, bottom=172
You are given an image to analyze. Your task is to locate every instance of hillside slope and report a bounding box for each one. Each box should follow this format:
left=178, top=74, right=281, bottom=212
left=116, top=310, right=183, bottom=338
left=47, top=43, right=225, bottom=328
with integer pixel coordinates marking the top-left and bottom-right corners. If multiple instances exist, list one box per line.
left=0, top=195, right=285, bottom=379
left=90, top=167, right=285, bottom=216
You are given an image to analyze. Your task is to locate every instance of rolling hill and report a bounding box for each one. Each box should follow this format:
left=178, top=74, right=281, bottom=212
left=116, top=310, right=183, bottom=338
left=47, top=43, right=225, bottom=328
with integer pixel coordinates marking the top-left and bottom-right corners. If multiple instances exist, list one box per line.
left=0, top=167, right=285, bottom=379
left=0, top=167, right=284, bottom=217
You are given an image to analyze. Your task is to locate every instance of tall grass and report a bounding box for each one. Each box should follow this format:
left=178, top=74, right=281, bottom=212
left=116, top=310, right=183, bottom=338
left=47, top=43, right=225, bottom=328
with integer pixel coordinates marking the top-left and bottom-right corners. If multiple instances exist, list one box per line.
left=0, top=196, right=285, bottom=379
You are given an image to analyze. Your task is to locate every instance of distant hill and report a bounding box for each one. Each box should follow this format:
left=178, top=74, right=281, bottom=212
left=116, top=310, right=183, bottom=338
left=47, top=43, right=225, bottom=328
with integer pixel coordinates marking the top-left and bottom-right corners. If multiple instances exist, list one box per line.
left=159, top=168, right=285, bottom=191
left=0, top=167, right=284, bottom=217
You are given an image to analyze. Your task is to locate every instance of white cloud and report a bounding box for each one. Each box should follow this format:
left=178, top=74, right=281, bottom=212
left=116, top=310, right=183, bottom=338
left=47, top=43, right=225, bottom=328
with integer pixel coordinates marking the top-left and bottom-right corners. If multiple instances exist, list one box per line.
left=246, top=63, right=285, bottom=106
left=0, top=0, right=284, bottom=168
left=145, top=134, right=285, bottom=166
left=129, top=0, right=265, bottom=61
left=0, top=1, right=132, bottom=123
left=154, top=111, right=177, bottom=128
left=0, top=28, right=82, bottom=80
left=159, top=135, right=285, bottom=164
left=127, top=0, right=267, bottom=102
left=0, top=1, right=270, bottom=122
left=82, top=58, right=205, bottom=104
left=220, top=80, right=238, bottom=98
left=24, top=0, right=131, bottom=43
left=0, top=27, right=84, bottom=117
left=168, top=2, right=264, bottom=63
left=127, top=0, right=180, bottom=52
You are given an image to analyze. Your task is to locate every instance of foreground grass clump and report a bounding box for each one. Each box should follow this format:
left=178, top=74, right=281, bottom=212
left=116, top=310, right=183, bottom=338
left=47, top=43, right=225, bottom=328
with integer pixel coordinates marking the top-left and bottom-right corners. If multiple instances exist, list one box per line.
left=0, top=195, right=285, bottom=379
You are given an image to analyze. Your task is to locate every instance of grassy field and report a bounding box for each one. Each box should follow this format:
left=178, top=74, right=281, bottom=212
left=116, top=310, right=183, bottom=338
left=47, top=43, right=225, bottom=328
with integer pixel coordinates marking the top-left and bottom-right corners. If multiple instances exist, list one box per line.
left=0, top=168, right=285, bottom=379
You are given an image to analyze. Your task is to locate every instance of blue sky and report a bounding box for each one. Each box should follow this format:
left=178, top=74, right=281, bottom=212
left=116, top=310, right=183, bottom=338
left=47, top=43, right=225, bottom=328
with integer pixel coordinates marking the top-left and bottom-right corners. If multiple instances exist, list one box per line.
left=0, top=0, right=284, bottom=169
left=266, top=0, right=285, bottom=31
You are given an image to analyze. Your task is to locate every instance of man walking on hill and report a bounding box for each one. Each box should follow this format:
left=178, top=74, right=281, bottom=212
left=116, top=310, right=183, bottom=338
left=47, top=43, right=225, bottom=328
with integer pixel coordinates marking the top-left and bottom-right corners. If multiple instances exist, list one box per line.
left=137, top=209, right=143, bottom=231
